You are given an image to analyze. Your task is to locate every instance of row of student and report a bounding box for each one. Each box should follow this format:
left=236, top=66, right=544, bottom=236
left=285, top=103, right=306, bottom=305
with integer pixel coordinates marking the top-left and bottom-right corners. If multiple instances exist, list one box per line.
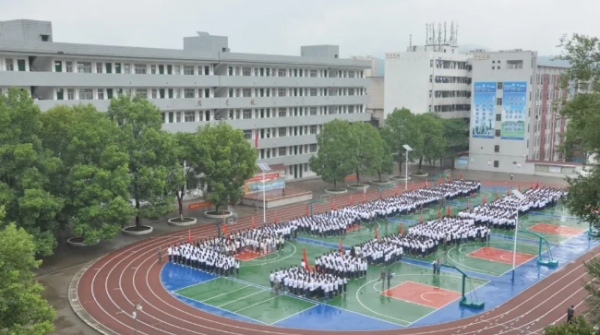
left=408, top=217, right=490, bottom=248
left=167, top=242, right=240, bottom=276
left=270, top=266, right=346, bottom=300
left=314, top=251, right=368, bottom=278
left=198, top=223, right=296, bottom=256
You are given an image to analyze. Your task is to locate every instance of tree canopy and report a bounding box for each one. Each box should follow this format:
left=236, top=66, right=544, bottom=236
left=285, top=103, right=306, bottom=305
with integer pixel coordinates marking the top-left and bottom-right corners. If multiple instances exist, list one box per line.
left=382, top=108, right=424, bottom=173
left=415, top=113, right=446, bottom=170
left=193, top=122, right=257, bottom=213
left=350, top=122, right=384, bottom=185
left=309, top=119, right=358, bottom=189
left=544, top=316, right=597, bottom=335
left=0, top=208, right=56, bottom=334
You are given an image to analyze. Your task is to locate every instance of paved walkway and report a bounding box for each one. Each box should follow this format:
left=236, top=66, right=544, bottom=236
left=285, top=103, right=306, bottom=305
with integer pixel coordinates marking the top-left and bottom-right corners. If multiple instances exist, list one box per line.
left=37, top=166, right=567, bottom=335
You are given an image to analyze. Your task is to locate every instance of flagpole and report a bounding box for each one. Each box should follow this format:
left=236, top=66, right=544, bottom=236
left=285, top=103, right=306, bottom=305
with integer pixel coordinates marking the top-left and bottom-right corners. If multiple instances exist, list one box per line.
left=262, top=169, right=266, bottom=225
left=512, top=208, right=519, bottom=272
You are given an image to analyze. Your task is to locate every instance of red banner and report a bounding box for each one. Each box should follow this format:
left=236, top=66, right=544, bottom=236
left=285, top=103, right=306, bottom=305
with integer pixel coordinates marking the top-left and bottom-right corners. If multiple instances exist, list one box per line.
left=245, top=173, right=280, bottom=183
left=188, top=201, right=212, bottom=210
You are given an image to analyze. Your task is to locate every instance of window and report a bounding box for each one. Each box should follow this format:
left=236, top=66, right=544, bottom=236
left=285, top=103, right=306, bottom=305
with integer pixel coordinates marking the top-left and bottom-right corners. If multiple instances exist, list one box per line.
left=496, top=98, right=502, bottom=105
left=348, top=88, right=355, bottom=96
left=495, top=129, right=501, bottom=137
left=310, top=69, right=318, bottom=77
left=5, top=59, right=14, bottom=71
left=150, top=89, right=157, bottom=99
left=176, top=112, right=182, bottom=123
left=185, top=111, right=195, bottom=122
left=497, top=82, right=503, bottom=90
left=77, top=62, right=92, bottom=73
left=278, top=128, right=287, bottom=137
left=494, top=145, right=500, bottom=153
left=97, top=89, right=105, bottom=100
left=243, top=109, right=252, bottom=119
left=348, top=71, right=355, bottom=78
left=67, top=89, right=75, bottom=100
left=96, top=63, right=103, bottom=73
left=310, top=88, right=317, bottom=96
left=204, top=66, right=210, bottom=75
left=183, top=65, right=194, bottom=75
left=278, top=108, right=286, bottom=117
left=278, top=69, right=287, bottom=77
left=243, top=130, right=252, bottom=140
left=493, top=160, right=499, bottom=168
left=242, top=67, right=251, bottom=76
left=310, top=107, right=317, bottom=115
left=124, top=64, right=131, bottom=74
left=310, top=126, right=317, bottom=134
left=243, top=89, right=252, bottom=97
left=310, top=144, right=317, bottom=152
left=348, top=106, right=355, bottom=114
left=278, top=88, right=287, bottom=97
left=135, top=89, right=148, bottom=99
left=228, top=67, right=233, bottom=76
left=496, top=114, right=502, bottom=121
left=151, top=65, right=157, bottom=74
left=278, top=147, right=287, bottom=156
left=79, top=89, right=93, bottom=100
left=174, top=65, right=181, bottom=75
left=134, top=64, right=147, bottom=74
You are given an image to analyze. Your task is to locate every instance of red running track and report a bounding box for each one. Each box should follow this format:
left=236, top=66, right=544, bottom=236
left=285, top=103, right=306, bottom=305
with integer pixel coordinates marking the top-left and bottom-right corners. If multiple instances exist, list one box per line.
left=77, top=181, right=590, bottom=335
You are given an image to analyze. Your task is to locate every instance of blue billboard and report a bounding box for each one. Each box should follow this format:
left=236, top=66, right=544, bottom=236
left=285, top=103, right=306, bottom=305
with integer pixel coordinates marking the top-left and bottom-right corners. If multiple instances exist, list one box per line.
left=471, top=82, right=497, bottom=139
left=501, top=82, right=527, bottom=140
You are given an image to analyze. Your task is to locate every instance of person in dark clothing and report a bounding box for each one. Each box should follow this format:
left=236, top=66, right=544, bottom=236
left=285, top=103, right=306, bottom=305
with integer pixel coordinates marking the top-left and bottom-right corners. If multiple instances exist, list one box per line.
left=386, top=269, right=393, bottom=288
left=380, top=269, right=386, bottom=290
left=567, top=305, right=575, bottom=323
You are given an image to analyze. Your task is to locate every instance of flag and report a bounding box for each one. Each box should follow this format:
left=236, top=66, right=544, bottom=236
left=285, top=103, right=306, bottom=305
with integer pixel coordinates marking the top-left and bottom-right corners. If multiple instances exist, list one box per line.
left=437, top=208, right=441, bottom=219
left=399, top=223, right=403, bottom=235
left=518, top=184, right=521, bottom=192
left=438, top=177, right=442, bottom=185
left=252, top=215, right=256, bottom=229
left=411, top=182, right=415, bottom=191
left=506, top=188, right=510, bottom=196
left=446, top=205, right=451, bottom=217
left=483, top=196, right=487, bottom=204
left=305, top=205, right=309, bottom=216
left=447, top=175, right=451, bottom=183
left=188, top=228, right=192, bottom=244
left=332, top=199, right=336, bottom=210
left=375, top=226, right=379, bottom=240
left=350, top=194, right=353, bottom=205
left=425, top=180, right=429, bottom=187
left=302, top=247, right=309, bottom=270
left=339, top=238, right=344, bottom=255
left=395, top=187, right=398, bottom=195
left=419, top=211, right=424, bottom=224
left=495, top=192, right=499, bottom=201
left=379, top=191, right=382, bottom=200
left=536, top=180, right=540, bottom=188
left=459, top=172, right=463, bottom=179
left=254, top=130, right=259, bottom=148
left=221, top=223, right=227, bottom=236
left=362, top=193, right=366, bottom=203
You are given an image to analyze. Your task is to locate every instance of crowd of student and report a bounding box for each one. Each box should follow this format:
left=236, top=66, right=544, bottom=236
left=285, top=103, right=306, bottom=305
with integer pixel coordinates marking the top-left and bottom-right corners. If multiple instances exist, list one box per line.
left=166, top=242, right=240, bottom=276
left=269, top=266, right=346, bottom=300
left=314, top=251, right=367, bottom=278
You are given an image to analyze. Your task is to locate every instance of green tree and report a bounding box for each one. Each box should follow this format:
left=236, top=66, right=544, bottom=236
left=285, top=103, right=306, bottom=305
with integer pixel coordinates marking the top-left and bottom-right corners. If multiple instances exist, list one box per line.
left=107, top=95, right=175, bottom=228
left=415, top=113, right=447, bottom=170
left=0, top=88, right=63, bottom=256
left=544, top=316, right=597, bottom=335
left=193, top=122, right=257, bottom=213
left=442, top=118, right=469, bottom=158
left=0, top=208, right=56, bottom=334
left=382, top=108, right=424, bottom=175
left=309, top=119, right=358, bottom=189
left=375, top=131, right=395, bottom=182
left=351, top=122, right=384, bottom=184
left=168, top=132, right=202, bottom=220
left=40, top=105, right=133, bottom=244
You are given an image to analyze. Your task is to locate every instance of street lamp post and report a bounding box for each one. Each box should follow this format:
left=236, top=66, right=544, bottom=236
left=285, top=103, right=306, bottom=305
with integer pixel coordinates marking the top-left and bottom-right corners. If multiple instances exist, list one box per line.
left=257, top=163, right=272, bottom=225
left=402, top=144, right=413, bottom=191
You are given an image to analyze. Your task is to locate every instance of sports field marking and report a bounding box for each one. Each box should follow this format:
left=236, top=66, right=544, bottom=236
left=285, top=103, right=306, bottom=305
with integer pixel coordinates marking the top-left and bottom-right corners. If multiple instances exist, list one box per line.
left=172, top=292, right=269, bottom=325
left=382, top=281, right=462, bottom=309
left=269, top=304, right=319, bottom=325
left=467, top=247, right=535, bottom=266
left=216, top=289, right=269, bottom=308
left=240, top=241, right=297, bottom=267
left=232, top=295, right=279, bottom=313
left=528, top=223, right=585, bottom=237
left=201, top=285, right=252, bottom=302
left=235, top=250, right=275, bottom=261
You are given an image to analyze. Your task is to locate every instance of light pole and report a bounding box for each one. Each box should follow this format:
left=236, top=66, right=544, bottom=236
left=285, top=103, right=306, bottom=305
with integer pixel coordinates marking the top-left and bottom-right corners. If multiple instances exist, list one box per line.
left=257, top=163, right=272, bottom=225
left=403, top=144, right=413, bottom=191
left=511, top=190, right=526, bottom=273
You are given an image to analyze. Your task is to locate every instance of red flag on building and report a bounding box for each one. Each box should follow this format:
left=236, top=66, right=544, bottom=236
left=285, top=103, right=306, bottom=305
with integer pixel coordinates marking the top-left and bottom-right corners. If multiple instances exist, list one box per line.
left=437, top=208, right=441, bottom=219
left=399, top=223, right=403, bottom=235
left=339, top=238, right=344, bottom=255
left=446, top=205, right=451, bottom=217
left=188, top=228, right=192, bottom=244
left=252, top=215, right=256, bottom=229
left=375, top=226, right=379, bottom=240
left=420, top=211, right=424, bottom=224
left=302, top=247, right=309, bottom=270
left=254, top=130, right=259, bottom=148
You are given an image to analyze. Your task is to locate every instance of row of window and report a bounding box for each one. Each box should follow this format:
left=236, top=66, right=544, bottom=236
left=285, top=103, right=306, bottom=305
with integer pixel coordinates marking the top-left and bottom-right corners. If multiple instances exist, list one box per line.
left=160, top=105, right=365, bottom=123
left=227, top=66, right=363, bottom=78
left=256, top=144, right=318, bottom=160
left=227, top=87, right=366, bottom=98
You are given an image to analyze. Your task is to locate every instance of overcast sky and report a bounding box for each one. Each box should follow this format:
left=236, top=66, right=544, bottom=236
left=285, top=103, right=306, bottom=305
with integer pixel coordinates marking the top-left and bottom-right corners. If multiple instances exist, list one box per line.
left=2, top=0, right=598, bottom=58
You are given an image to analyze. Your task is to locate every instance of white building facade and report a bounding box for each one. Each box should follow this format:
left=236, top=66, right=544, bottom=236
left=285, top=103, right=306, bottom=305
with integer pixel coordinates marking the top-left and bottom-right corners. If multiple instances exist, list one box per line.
left=0, top=19, right=371, bottom=181
left=384, top=44, right=471, bottom=120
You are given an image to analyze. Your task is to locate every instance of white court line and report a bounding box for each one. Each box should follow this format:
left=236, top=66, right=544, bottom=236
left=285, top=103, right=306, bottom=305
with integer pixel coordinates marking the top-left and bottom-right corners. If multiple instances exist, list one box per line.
left=172, top=276, right=220, bottom=293
left=203, top=285, right=252, bottom=303
left=268, top=304, right=319, bottom=325
left=173, top=292, right=268, bottom=325
left=232, top=295, right=279, bottom=313
left=216, top=289, right=269, bottom=308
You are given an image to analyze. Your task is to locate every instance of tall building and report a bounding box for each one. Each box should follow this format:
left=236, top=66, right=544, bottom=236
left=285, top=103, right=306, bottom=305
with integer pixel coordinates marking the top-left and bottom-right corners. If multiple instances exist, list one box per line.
left=466, top=49, right=570, bottom=173
left=384, top=22, right=472, bottom=120
left=0, top=19, right=371, bottom=181
left=352, top=56, right=384, bottom=126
